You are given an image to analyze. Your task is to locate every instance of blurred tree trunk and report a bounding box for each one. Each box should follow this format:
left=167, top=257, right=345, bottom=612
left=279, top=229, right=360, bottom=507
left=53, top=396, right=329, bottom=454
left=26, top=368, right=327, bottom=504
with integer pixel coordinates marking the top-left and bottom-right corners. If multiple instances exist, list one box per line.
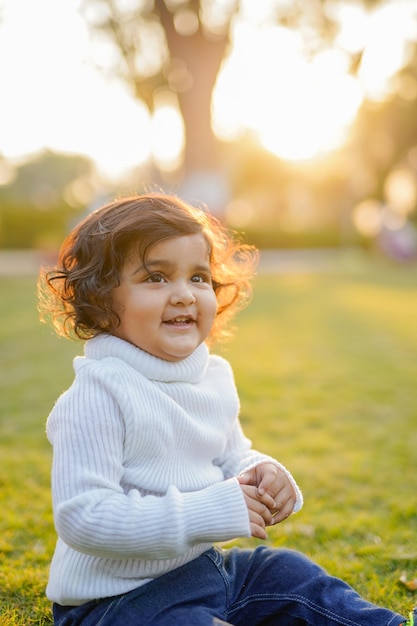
left=155, top=0, right=230, bottom=211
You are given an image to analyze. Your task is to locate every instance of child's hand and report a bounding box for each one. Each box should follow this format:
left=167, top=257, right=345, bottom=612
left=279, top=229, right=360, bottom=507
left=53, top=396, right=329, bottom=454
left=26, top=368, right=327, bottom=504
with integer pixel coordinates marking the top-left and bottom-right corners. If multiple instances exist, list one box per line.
left=238, top=463, right=296, bottom=526
left=239, top=483, right=275, bottom=539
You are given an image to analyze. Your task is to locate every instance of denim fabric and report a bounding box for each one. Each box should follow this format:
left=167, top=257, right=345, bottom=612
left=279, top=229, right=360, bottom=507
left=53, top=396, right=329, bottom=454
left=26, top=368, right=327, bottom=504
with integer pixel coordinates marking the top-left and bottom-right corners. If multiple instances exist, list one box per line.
left=52, top=546, right=405, bottom=626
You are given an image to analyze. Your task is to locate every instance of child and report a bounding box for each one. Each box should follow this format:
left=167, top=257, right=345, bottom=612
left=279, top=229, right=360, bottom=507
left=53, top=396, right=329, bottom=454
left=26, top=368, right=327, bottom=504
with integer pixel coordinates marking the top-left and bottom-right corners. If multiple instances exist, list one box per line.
left=38, top=194, right=414, bottom=626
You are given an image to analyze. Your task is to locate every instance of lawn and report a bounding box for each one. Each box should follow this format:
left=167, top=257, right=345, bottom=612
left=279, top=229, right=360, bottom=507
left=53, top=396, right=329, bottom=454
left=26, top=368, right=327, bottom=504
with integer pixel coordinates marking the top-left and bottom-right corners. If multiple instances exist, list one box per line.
left=1, top=255, right=416, bottom=624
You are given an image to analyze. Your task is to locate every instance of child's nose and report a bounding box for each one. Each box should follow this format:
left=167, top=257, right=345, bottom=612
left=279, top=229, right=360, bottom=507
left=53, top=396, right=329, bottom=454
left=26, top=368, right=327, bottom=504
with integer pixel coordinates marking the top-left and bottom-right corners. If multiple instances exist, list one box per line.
left=170, top=283, right=196, bottom=305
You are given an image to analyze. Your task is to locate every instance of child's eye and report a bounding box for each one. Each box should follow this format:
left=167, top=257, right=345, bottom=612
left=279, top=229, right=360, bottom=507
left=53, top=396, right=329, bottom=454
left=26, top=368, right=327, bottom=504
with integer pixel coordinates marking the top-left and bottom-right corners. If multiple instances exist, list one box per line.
left=146, top=272, right=166, bottom=283
left=191, top=273, right=212, bottom=284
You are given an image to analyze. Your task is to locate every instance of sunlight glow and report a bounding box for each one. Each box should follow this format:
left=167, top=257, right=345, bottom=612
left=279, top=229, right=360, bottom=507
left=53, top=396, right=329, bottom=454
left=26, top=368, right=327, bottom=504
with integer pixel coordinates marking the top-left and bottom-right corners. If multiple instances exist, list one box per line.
left=213, top=24, right=363, bottom=161
left=261, top=72, right=362, bottom=160
left=1, top=0, right=417, bottom=175
left=334, top=4, right=369, bottom=54
left=358, top=4, right=413, bottom=100
left=213, top=1, right=417, bottom=162
left=0, top=0, right=152, bottom=178
left=151, top=101, right=185, bottom=171
left=334, top=1, right=417, bottom=100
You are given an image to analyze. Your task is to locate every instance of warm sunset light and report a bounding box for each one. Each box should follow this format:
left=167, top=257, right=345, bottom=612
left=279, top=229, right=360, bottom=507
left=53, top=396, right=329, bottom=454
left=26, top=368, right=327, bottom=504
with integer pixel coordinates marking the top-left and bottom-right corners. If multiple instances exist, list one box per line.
left=213, top=1, right=417, bottom=162
left=212, top=24, right=363, bottom=160
left=0, top=0, right=416, bottom=176
left=151, top=93, right=185, bottom=172
left=384, top=168, right=417, bottom=216
left=0, top=0, right=155, bottom=179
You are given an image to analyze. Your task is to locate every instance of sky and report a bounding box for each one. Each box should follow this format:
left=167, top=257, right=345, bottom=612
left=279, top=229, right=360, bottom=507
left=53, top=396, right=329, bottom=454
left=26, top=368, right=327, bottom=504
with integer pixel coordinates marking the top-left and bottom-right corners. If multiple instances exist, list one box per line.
left=0, top=0, right=417, bottom=181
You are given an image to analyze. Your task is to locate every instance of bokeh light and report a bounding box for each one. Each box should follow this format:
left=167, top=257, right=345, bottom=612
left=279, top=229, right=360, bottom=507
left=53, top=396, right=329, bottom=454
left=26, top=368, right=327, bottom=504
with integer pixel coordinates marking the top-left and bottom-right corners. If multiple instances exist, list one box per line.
left=353, top=199, right=383, bottom=237
left=383, top=168, right=417, bottom=216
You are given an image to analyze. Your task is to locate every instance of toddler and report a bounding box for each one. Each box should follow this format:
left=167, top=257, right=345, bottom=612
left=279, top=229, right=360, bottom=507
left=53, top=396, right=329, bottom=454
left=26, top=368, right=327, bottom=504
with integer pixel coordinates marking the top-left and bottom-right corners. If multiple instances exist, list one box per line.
left=38, top=194, right=415, bottom=625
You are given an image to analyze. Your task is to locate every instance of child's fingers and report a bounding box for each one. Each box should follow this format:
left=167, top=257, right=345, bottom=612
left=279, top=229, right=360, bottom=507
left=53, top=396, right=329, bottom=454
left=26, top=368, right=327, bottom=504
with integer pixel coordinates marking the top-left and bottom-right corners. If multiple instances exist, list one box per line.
left=269, top=495, right=295, bottom=525
left=247, top=507, right=269, bottom=539
left=258, top=491, right=276, bottom=510
left=237, top=470, right=256, bottom=486
left=240, top=485, right=274, bottom=528
left=250, top=520, right=268, bottom=540
left=256, top=465, right=285, bottom=497
left=243, top=484, right=275, bottom=514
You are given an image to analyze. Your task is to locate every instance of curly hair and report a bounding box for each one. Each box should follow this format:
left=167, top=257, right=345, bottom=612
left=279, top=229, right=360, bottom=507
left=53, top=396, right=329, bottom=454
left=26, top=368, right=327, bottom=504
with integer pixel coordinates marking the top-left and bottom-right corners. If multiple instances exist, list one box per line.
left=38, top=193, right=258, bottom=345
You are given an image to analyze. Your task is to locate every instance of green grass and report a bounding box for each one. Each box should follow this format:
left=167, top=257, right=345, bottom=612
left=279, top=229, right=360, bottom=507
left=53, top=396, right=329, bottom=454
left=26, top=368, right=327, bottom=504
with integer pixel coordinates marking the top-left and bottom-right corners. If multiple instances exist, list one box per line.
left=1, top=258, right=417, bottom=623
left=0, top=276, right=80, bottom=625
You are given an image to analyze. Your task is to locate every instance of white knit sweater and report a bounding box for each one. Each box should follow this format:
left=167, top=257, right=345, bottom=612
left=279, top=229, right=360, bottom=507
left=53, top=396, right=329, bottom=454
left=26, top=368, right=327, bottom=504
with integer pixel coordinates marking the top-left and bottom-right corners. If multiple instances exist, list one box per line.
left=46, top=334, right=302, bottom=605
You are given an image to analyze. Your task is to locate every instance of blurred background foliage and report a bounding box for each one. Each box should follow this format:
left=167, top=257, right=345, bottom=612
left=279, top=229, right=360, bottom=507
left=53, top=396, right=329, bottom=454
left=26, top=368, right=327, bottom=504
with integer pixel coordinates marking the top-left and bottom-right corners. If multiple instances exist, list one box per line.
left=1, top=0, right=417, bottom=261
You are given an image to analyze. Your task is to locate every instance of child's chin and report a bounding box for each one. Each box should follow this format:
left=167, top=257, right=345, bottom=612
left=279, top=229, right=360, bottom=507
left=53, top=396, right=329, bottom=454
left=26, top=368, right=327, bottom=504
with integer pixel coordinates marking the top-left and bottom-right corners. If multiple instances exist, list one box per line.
left=163, top=344, right=200, bottom=361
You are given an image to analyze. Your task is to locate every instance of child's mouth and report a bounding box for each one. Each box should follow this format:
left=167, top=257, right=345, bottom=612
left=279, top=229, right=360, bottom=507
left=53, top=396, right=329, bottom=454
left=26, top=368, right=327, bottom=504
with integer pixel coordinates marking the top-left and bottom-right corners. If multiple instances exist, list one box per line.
left=165, top=316, right=194, bottom=326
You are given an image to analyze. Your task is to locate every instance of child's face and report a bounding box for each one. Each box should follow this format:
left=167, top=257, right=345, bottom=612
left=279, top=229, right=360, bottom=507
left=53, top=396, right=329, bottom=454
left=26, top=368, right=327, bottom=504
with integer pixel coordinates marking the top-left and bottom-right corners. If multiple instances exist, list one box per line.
left=111, top=234, right=218, bottom=361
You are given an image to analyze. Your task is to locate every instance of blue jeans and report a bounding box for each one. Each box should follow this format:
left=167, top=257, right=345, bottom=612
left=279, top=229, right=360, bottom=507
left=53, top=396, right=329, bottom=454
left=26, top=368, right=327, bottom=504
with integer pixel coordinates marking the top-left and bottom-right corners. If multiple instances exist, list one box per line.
left=52, top=546, right=405, bottom=625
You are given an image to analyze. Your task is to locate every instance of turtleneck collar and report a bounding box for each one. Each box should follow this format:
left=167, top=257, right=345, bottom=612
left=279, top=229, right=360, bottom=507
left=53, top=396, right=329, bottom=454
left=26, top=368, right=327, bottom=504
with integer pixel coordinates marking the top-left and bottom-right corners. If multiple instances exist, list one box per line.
left=82, top=334, right=210, bottom=384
